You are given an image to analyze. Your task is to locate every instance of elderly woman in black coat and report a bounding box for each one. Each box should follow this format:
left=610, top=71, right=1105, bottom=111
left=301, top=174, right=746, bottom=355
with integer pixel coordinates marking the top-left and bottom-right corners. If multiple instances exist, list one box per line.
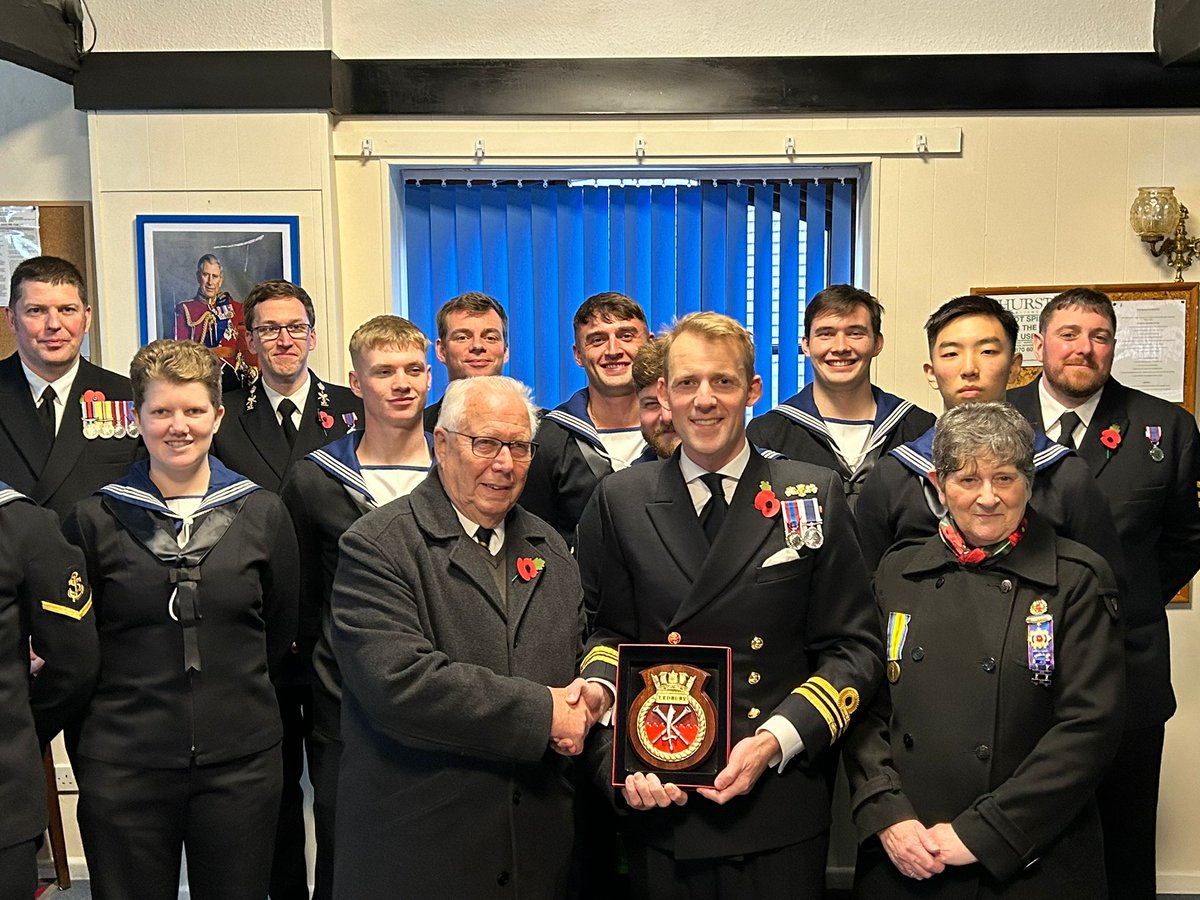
left=845, top=401, right=1124, bottom=899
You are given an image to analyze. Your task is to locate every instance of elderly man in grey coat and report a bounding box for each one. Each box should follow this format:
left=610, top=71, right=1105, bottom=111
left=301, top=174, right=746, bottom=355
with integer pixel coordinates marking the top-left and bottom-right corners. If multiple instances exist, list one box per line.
left=330, top=375, right=605, bottom=899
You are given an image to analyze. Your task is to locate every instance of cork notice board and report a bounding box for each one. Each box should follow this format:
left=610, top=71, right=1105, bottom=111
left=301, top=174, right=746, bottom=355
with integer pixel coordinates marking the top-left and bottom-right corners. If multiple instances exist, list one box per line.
left=0, top=202, right=97, bottom=362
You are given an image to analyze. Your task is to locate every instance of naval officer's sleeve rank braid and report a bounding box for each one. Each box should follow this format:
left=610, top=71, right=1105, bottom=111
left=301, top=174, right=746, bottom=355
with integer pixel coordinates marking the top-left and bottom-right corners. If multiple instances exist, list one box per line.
left=793, top=675, right=860, bottom=742
left=581, top=644, right=619, bottom=676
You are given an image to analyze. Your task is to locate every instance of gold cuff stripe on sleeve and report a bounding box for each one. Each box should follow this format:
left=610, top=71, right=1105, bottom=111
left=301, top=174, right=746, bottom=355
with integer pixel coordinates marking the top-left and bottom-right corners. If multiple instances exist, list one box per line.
left=581, top=646, right=619, bottom=671
left=41, top=596, right=93, bottom=621
left=793, top=676, right=858, bottom=741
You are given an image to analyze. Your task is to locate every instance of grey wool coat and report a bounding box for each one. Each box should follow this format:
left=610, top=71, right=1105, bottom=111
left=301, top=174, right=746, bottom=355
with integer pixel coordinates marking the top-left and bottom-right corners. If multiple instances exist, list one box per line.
left=330, top=469, right=584, bottom=899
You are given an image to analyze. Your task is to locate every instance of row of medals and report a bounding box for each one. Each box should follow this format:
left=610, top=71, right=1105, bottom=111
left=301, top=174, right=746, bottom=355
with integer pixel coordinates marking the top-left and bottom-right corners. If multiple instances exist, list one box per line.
left=81, top=401, right=140, bottom=440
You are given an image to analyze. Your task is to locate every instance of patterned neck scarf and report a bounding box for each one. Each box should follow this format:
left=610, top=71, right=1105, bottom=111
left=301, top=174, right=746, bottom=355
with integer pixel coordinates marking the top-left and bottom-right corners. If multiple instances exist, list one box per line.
left=938, top=514, right=1027, bottom=566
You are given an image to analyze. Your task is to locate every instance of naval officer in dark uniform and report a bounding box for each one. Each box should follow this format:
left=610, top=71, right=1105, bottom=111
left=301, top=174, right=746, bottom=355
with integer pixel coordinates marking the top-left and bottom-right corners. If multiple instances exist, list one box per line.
left=578, top=312, right=882, bottom=899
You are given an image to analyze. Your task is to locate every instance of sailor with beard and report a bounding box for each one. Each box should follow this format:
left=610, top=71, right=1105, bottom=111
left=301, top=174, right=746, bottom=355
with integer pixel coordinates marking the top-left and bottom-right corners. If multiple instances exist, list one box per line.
left=1008, top=287, right=1200, bottom=900
left=632, top=337, right=681, bottom=459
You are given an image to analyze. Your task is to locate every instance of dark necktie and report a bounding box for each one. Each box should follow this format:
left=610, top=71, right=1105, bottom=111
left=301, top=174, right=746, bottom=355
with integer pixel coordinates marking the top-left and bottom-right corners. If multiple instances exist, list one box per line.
left=278, top=398, right=299, bottom=448
left=37, top=386, right=57, bottom=444
left=1057, top=411, right=1082, bottom=449
left=474, top=527, right=495, bottom=552
left=699, top=472, right=728, bottom=544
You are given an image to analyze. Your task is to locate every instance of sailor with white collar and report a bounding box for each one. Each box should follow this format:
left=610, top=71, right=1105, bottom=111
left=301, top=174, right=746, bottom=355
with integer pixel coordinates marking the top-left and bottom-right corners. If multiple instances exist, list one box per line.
left=279, top=315, right=434, bottom=900
left=520, top=292, right=653, bottom=546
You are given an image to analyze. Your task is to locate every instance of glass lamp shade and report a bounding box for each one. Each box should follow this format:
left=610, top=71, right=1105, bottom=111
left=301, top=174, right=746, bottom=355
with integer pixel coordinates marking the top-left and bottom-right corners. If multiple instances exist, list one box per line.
left=1130, top=186, right=1181, bottom=239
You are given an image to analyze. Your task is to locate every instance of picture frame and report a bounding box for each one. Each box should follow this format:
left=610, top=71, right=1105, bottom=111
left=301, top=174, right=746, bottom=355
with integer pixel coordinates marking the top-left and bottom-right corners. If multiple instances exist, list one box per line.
left=135, top=214, right=301, bottom=348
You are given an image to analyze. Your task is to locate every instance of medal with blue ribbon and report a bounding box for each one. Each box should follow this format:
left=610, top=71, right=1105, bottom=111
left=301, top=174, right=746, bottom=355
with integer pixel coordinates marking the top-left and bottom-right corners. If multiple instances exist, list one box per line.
left=1146, top=425, right=1164, bottom=462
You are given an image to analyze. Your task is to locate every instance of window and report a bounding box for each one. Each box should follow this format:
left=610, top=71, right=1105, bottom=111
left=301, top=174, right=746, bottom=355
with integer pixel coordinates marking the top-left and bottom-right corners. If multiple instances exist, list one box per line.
left=398, top=171, right=857, bottom=413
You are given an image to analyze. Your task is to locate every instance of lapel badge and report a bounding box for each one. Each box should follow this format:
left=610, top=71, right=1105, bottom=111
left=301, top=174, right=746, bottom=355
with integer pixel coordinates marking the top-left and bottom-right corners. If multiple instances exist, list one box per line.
left=317, top=382, right=331, bottom=408
left=319, top=411, right=335, bottom=430
left=514, top=556, right=545, bottom=583
left=1029, top=598, right=1048, bottom=616
left=1146, top=426, right=1164, bottom=462
left=245, top=384, right=258, bottom=412
left=754, top=481, right=781, bottom=517
left=1100, top=423, right=1122, bottom=458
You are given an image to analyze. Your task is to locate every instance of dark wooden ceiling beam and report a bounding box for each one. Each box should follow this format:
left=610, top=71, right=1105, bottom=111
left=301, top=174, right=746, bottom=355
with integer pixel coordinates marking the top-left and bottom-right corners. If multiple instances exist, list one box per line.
left=71, top=51, right=1200, bottom=116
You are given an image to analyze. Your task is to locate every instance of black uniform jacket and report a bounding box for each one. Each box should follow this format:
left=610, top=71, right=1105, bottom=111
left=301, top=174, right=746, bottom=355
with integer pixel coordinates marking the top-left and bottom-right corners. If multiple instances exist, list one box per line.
left=0, top=354, right=143, bottom=521
left=0, top=485, right=99, bottom=849
left=280, top=430, right=433, bottom=740
left=62, top=458, right=299, bottom=768
left=845, top=515, right=1124, bottom=899
left=578, top=447, right=883, bottom=860
left=521, top=387, right=654, bottom=546
left=856, top=426, right=1127, bottom=592
left=330, top=471, right=584, bottom=899
left=212, top=370, right=362, bottom=493
left=747, top=384, right=935, bottom=509
left=1010, top=377, right=1200, bottom=727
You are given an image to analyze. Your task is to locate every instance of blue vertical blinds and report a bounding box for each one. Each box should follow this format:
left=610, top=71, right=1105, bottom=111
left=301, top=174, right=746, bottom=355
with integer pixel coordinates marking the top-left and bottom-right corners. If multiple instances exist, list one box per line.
left=403, top=179, right=856, bottom=414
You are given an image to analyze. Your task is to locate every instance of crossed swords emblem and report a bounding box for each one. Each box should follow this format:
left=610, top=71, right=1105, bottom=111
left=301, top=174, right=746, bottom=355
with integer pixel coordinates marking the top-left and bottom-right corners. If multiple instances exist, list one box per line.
left=651, top=704, right=694, bottom=749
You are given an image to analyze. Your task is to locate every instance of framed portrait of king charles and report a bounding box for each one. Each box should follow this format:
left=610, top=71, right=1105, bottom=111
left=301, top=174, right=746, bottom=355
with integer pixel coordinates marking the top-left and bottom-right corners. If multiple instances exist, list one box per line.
left=135, top=214, right=300, bottom=381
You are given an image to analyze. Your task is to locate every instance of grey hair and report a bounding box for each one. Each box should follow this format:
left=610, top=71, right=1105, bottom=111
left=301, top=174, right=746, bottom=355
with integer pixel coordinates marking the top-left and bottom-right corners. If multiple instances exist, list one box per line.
left=437, top=375, right=539, bottom=438
left=933, top=401, right=1035, bottom=484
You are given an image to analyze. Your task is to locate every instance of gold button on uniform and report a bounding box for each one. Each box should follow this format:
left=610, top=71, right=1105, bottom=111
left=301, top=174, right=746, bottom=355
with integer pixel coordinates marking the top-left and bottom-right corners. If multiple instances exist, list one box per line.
left=748, top=707, right=761, bottom=719
left=667, top=631, right=681, bottom=645
left=748, top=672, right=761, bottom=685
left=750, top=636, right=764, bottom=650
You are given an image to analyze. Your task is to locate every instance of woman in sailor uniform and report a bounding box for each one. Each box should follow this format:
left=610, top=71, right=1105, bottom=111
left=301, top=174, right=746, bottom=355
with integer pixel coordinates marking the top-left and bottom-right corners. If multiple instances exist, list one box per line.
left=63, top=340, right=299, bottom=900
left=844, top=402, right=1124, bottom=899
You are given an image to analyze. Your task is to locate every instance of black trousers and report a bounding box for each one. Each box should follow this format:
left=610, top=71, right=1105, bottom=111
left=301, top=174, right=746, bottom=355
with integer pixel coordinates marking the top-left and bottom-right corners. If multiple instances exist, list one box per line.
left=308, top=728, right=341, bottom=900
left=1097, top=723, right=1164, bottom=900
left=76, top=745, right=283, bottom=900
left=0, top=839, right=37, bottom=898
left=627, top=831, right=829, bottom=900
left=271, top=683, right=315, bottom=900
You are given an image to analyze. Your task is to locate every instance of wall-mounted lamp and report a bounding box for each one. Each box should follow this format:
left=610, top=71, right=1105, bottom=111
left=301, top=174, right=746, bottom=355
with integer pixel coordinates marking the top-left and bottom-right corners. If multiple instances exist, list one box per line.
left=1129, top=186, right=1200, bottom=282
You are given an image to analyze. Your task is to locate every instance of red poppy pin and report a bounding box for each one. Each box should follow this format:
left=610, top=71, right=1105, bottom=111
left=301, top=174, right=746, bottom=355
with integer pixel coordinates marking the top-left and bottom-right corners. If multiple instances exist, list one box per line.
left=515, top=557, right=545, bottom=583
left=82, top=390, right=106, bottom=402
left=1100, top=424, right=1122, bottom=456
left=318, top=411, right=335, bottom=429
left=754, top=480, right=781, bottom=517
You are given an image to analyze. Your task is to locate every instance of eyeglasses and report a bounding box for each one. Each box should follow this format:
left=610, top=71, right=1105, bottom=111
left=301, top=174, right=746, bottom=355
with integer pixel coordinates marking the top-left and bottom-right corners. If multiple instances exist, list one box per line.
left=445, top=430, right=538, bottom=461
left=251, top=323, right=312, bottom=341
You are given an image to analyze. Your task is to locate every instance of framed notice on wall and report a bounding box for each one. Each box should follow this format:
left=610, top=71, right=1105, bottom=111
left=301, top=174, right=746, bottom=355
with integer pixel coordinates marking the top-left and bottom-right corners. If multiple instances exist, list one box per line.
left=972, top=282, right=1199, bottom=606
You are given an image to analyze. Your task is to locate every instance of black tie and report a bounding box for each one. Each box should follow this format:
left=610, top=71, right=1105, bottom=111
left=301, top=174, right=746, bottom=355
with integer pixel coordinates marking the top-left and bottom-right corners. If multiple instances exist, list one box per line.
left=278, top=398, right=299, bottom=448
left=37, top=386, right=57, bottom=444
left=474, top=527, right=494, bottom=552
left=1057, top=411, right=1082, bottom=449
left=699, top=472, right=728, bottom=544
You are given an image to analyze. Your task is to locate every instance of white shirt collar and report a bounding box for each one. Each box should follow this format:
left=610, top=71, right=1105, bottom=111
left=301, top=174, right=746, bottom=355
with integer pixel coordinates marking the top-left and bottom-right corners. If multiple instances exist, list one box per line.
left=261, top=372, right=311, bottom=420
left=450, top=504, right=506, bottom=555
left=1037, top=378, right=1104, bottom=443
left=679, top=439, right=752, bottom=514
left=21, top=357, right=80, bottom=407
